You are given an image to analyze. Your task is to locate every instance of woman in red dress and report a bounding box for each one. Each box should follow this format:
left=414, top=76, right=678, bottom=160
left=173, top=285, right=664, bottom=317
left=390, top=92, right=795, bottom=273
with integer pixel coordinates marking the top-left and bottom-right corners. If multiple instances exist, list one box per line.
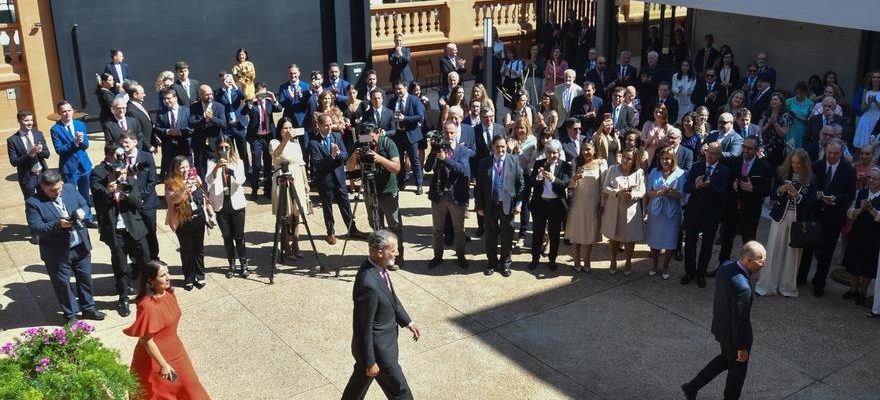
left=123, top=261, right=209, bottom=399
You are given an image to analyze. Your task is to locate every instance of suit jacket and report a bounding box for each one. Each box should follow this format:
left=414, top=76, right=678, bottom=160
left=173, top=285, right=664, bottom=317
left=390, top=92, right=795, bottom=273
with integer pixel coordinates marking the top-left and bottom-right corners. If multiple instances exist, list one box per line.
left=388, top=47, right=413, bottom=84
left=569, top=95, right=604, bottom=131
left=424, top=142, right=472, bottom=205
left=649, top=145, right=693, bottom=173
left=694, top=47, right=719, bottom=74
left=553, top=83, right=584, bottom=121
left=90, top=162, right=148, bottom=243
left=188, top=101, right=227, bottom=140
left=638, top=64, right=669, bottom=101
left=7, top=130, right=50, bottom=189
left=308, top=132, right=348, bottom=190
left=129, top=150, right=160, bottom=210
left=95, top=87, right=117, bottom=123
left=613, top=63, right=638, bottom=87
left=528, top=159, right=572, bottom=212
left=558, top=133, right=586, bottom=163
left=585, top=68, right=615, bottom=99
left=598, top=102, right=636, bottom=131
left=363, top=106, right=396, bottom=137
left=278, top=80, right=311, bottom=127
left=475, top=154, right=524, bottom=216
left=462, top=115, right=480, bottom=129
left=473, top=123, right=507, bottom=174
left=102, top=116, right=147, bottom=150
left=244, top=98, right=280, bottom=140
left=642, top=96, right=680, bottom=126
left=153, top=106, right=192, bottom=155
left=691, top=80, right=727, bottom=121
left=386, top=94, right=425, bottom=144
left=769, top=176, right=816, bottom=222
left=711, top=260, right=754, bottom=350
left=704, top=130, right=744, bottom=164
left=438, top=56, right=467, bottom=87
left=350, top=259, right=412, bottom=369
left=748, top=88, right=772, bottom=123
left=103, top=62, right=130, bottom=84
left=126, top=101, right=155, bottom=147
left=215, top=87, right=249, bottom=131
left=50, top=120, right=92, bottom=176
left=322, top=78, right=350, bottom=102
left=734, top=123, right=763, bottom=147
left=684, top=161, right=731, bottom=227
left=811, top=160, right=857, bottom=230
left=726, top=156, right=772, bottom=219
left=172, top=79, right=200, bottom=106
left=458, top=124, right=476, bottom=152
left=757, top=66, right=777, bottom=87
left=806, top=114, right=844, bottom=144
left=25, top=183, right=93, bottom=263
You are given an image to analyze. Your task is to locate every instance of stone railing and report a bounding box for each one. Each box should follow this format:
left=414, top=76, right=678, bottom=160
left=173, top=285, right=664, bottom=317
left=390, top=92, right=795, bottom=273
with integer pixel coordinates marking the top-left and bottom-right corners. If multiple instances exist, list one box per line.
left=473, top=0, right=537, bottom=39
left=0, top=22, right=26, bottom=82
left=370, top=0, right=449, bottom=51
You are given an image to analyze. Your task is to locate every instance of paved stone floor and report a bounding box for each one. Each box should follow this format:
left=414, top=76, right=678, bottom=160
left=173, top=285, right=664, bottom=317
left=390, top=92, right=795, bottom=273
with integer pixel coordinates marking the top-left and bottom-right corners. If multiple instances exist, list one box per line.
left=2, top=134, right=880, bottom=400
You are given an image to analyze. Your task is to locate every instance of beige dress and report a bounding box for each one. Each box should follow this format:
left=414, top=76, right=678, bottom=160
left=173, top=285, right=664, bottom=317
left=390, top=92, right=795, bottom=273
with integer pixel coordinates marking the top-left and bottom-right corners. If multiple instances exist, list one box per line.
left=565, top=160, right=608, bottom=245
left=600, top=165, right=645, bottom=242
left=270, top=138, right=309, bottom=218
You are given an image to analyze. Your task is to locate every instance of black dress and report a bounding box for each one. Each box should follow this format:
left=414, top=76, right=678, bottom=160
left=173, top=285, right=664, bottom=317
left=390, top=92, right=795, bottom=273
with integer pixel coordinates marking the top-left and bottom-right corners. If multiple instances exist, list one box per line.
left=842, top=189, right=880, bottom=278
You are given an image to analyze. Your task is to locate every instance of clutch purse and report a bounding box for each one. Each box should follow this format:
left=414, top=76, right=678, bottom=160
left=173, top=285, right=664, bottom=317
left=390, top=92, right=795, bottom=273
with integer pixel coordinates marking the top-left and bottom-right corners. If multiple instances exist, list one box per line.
left=789, top=220, right=821, bottom=248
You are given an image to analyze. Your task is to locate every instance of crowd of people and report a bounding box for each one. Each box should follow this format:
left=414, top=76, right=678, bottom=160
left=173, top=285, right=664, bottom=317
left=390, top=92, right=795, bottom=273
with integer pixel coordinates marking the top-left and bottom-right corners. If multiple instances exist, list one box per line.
left=7, top=23, right=880, bottom=399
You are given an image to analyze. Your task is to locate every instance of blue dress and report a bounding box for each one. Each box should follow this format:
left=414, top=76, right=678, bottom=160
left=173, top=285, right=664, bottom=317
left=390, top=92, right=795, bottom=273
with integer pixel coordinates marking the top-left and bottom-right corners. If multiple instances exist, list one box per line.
left=646, top=167, right=686, bottom=250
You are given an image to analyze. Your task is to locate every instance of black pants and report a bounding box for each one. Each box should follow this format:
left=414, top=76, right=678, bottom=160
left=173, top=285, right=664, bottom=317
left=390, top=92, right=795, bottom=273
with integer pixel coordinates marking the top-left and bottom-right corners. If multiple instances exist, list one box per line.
left=104, top=230, right=149, bottom=298
left=684, top=215, right=721, bottom=276
left=250, top=136, right=273, bottom=193
left=718, top=208, right=760, bottom=263
left=141, top=207, right=160, bottom=260
left=319, top=185, right=354, bottom=236
left=366, top=193, right=404, bottom=259
left=176, top=214, right=206, bottom=285
left=798, top=223, right=842, bottom=290
left=485, top=202, right=515, bottom=268
left=685, top=339, right=749, bottom=400
left=216, top=198, right=247, bottom=262
left=341, top=362, right=413, bottom=400
left=531, top=197, right=565, bottom=262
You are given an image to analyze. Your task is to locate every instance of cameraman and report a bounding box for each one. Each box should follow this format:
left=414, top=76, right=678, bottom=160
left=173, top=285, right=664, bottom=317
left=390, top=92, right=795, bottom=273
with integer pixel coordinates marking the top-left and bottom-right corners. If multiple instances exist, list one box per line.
left=119, top=130, right=161, bottom=261
left=425, top=122, right=473, bottom=270
left=91, top=141, right=150, bottom=317
left=345, top=122, right=405, bottom=268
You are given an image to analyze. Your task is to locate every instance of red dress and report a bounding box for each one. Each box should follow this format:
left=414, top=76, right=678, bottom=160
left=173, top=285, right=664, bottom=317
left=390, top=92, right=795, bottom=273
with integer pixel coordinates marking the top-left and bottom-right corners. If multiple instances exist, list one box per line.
left=123, top=290, right=209, bottom=400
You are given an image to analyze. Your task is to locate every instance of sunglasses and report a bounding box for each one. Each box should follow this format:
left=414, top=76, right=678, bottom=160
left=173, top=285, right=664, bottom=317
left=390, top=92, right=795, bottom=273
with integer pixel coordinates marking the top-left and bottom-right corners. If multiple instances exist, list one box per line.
left=748, top=70, right=757, bottom=73
left=742, top=145, right=757, bottom=150
left=705, top=74, right=715, bottom=77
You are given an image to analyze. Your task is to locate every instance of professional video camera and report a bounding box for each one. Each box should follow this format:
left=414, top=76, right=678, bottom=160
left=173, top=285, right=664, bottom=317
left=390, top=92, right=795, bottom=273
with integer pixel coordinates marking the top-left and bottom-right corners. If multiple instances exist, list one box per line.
left=104, top=160, right=135, bottom=192
left=355, top=121, right=380, bottom=165
left=425, top=129, right=450, bottom=152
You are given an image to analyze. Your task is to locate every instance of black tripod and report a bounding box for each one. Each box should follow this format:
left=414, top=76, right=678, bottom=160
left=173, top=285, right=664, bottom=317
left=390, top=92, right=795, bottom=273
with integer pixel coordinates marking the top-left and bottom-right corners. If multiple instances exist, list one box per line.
left=270, top=162, right=321, bottom=283
left=336, top=160, right=382, bottom=277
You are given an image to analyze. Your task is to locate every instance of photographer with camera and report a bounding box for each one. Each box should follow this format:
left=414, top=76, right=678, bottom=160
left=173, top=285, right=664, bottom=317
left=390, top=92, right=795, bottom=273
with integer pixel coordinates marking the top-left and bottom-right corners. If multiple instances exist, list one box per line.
left=26, top=170, right=105, bottom=323
left=271, top=117, right=310, bottom=258
left=425, top=122, right=473, bottom=270
left=345, top=118, right=405, bottom=268
left=118, top=130, right=162, bottom=262
left=207, top=136, right=251, bottom=278
left=91, top=141, right=150, bottom=317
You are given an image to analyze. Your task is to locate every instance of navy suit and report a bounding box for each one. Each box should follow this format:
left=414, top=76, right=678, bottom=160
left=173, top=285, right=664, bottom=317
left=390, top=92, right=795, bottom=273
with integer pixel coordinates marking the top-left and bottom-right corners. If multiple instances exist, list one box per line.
left=683, top=161, right=731, bottom=277
left=7, top=130, right=50, bottom=199
left=425, top=143, right=472, bottom=257
left=387, top=94, right=425, bottom=189
left=458, top=124, right=476, bottom=152
left=748, top=88, right=772, bottom=124
left=130, top=150, right=160, bottom=260
left=278, top=80, right=311, bottom=128
left=102, top=116, right=148, bottom=151
left=25, top=184, right=97, bottom=319
left=172, top=79, right=200, bottom=106
left=558, top=133, right=587, bottom=163
left=244, top=98, right=281, bottom=193
left=388, top=47, right=413, bottom=85
left=215, top=86, right=251, bottom=176
left=309, top=132, right=354, bottom=236
left=323, top=78, right=351, bottom=102
left=126, top=101, right=155, bottom=149
left=363, top=106, right=396, bottom=137
left=475, top=154, right=524, bottom=270
left=719, top=156, right=772, bottom=263
left=188, top=101, right=227, bottom=179
left=153, top=106, right=193, bottom=178
left=103, top=62, right=130, bottom=85
left=50, top=120, right=93, bottom=220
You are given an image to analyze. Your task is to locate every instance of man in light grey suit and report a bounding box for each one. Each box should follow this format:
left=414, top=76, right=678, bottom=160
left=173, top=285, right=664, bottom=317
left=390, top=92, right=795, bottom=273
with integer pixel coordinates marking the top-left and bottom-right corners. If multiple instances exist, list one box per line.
left=705, top=112, right=743, bottom=166
left=553, top=69, right=583, bottom=121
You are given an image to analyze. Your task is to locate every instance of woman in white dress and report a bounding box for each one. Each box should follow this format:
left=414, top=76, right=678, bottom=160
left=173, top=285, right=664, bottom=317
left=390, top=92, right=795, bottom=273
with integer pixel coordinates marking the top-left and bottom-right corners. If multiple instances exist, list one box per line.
left=756, top=149, right=816, bottom=297
left=854, top=71, right=880, bottom=149
left=600, top=147, right=645, bottom=276
left=671, top=60, right=696, bottom=123
left=270, top=117, right=310, bottom=258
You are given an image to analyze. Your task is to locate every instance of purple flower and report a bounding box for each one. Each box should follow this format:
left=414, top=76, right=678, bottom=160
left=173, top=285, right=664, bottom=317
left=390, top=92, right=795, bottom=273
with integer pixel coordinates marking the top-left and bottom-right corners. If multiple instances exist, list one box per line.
left=69, top=320, right=95, bottom=333
left=1, top=342, right=15, bottom=357
left=52, top=328, right=68, bottom=344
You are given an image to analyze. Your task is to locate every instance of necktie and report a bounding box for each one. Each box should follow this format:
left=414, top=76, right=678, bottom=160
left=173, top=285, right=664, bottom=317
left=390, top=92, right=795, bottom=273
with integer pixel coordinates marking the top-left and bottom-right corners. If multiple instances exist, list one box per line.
left=67, top=124, right=74, bottom=139
left=823, top=117, right=828, bottom=126
left=708, top=83, right=714, bottom=92
left=825, top=165, right=833, bottom=192
left=381, top=268, right=393, bottom=292
left=24, top=132, right=34, bottom=152
left=599, top=70, right=605, bottom=85
left=227, top=91, right=236, bottom=123
left=261, top=101, right=268, bottom=133
left=119, top=119, right=126, bottom=131
left=170, top=110, right=177, bottom=129
left=128, top=156, right=135, bottom=168
left=563, top=88, right=571, bottom=111
left=374, top=109, right=380, bottom=123
left=741, top=160, right=749, bottom=176
left=743, top=127, right=748, bottom=137
left=184, top=82, right=190, bottom=99
left=492, top=158, right=503, bottom=201
left=324, top=135, right=332, bottom=153
left=706, top=165, right=714, bottom=179
left=613, top=106, right=620, bottom=128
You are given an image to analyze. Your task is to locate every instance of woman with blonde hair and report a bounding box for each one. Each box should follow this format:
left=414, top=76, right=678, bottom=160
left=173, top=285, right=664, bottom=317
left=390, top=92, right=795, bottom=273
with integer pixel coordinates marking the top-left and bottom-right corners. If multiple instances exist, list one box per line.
left=600, top=147, right=646, bottom=275
left=720, top=89, right=746, bottom=116
left=206, top=136, right=250, bottom=278
left=154, top=71, right=175, bottom=111
left=593, top=113, right=620, bottom=165
left=471, top=83, right=495, bottom=112
left=164, top=156, right=215, bottom=290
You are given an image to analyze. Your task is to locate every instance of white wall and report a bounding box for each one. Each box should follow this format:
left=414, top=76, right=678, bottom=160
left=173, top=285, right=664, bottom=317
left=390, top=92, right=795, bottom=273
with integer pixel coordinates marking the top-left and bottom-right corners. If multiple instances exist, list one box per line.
left=692, top=9, right=863, bottom=96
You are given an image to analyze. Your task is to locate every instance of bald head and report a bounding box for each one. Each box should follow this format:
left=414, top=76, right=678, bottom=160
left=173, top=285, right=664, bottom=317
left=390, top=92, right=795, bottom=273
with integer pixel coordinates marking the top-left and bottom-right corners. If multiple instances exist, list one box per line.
left=740, top=241, right=767, bottom=273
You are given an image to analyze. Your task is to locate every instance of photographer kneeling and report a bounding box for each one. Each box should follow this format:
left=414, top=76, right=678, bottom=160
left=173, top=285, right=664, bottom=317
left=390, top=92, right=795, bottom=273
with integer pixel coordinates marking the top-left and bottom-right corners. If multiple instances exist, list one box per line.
left=90, top=141, right=150, bottom=317
left=345, top=122, right=405, bottom=269
left=206, top=136, right=250, bottom=278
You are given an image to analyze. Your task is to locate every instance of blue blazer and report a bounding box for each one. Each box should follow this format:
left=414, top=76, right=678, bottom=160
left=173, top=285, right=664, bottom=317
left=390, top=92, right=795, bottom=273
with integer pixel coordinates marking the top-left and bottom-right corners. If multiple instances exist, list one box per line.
left=308, top=132, right=348, bottom=190
left=26, top=183, right=93, bottom=263
left=278, top=80, right=311, bottom=127
left=188, top=101, right=227, bottom=138
left=711, top=261, right=754, bottom=350
left=458, top=124, right=476, bottom=152
left=49, top=120, right=92, bottom=176
left=153, top=106, right=193, bottom=153
left=244, top=99, right=281, bottom=140
left=424, top=143, right=472, bottom=205
left=214, top=87, right=249, bottom=129
left=322, top=78, right=350, bottom=102
left=7, top=130, right=51, bottom=186
left=388, top=47, right=413, bottom=84
left=103, top=62, right=130, bottom=84
left=362, top=106, right=396, bottom=136
left=385, top=95, right=425, bottom=144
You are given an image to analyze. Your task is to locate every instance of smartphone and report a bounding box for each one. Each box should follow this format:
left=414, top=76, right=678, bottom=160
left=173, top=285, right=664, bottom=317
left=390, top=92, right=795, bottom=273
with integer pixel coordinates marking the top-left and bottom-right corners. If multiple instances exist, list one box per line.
left=166, top=370, right=178, bottom=383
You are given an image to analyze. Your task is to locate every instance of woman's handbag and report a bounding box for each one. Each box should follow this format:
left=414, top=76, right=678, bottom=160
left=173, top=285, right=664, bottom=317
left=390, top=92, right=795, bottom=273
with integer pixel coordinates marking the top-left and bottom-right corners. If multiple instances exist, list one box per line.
left=789, top=220, right=822, bottom=248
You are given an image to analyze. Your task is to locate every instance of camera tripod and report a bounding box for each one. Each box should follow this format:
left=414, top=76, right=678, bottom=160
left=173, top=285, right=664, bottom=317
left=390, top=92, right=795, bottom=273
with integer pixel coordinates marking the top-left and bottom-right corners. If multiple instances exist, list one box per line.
left=270, top=165, right=322, bottom=283
left=336, top=160, right=382, bottom=277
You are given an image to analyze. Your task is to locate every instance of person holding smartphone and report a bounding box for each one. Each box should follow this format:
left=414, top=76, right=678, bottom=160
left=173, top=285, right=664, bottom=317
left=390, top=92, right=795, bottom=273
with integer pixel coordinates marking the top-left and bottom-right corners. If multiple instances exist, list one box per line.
left=124, top=261, right=209, bottom=399
left=164, top=156, right=215, bottom=290
left=206, top=136, right=250, bottom=278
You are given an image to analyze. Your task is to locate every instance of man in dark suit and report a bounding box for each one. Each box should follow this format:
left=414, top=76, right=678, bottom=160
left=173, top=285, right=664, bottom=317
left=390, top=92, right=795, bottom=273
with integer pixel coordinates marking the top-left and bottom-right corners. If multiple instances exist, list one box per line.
left=806, top=97, right=844, bottom=145
left=8, top=109, right=50, bottom=200
left=125, top=82, right=157, bottom=153
left=586, top=56, right=615, bottom=101
left=154, top=88, right=192, bottom=179
left=117, top=131, right=161, bottom=262
left=641, top=81, right=679, bottom=126
left=387, top=81, right=425, bottom=194
left=755, top=52, right=777, bottom=88
left=278, top=64, right=311, bottom=129
left=649, top=128, right=693, bottom=173
left=244, top=83, right=281, bottom=197
left=171, top=61, right=199, bottom=106
left=693, top=34, right=719, bottom=76
left=90, top=142, right=149, bottom=317
left=50, top=101, right=96, bottom=225
left=715, top=137, right=771, bottom=275
left=682, top=143, right=730, bottom=288
left=747, top=77, right=772, bottom=122
left=426, top=123, right=473, bottom=270
left=216, top=73, right=250, bottom=178
left=691, top=68, right=727, bottom=124
left=388, top=34, right=413, bottom=86
left=309, top=113, right=367, bottom=244
left=472, top=107, right=506, bottom=237
left=342, top=230, right=421, bottom=400
left=26, top=170, right=105, bottom=323
left=599, top=86, right=636, bottom=131
left=569, top=81, right=604, bottom=132
left=739, top=63, right=760, bottom=99
left=475, top=135, right=524, bottom=277
left=323, top=62, right=350, bottom=102
left=638, top=51, right=668, bottom=102
left=439, top=43, right=467, bottom=90
left=363, top=89, right=396, bottom=136
left=103, top=97, right=147, bottom=151
left=462, top=99, right=481, bottom=129
left=803, top=125, right=835, bottom=163
left=682, top=242, right=766, bottom=400
left=359, top=70, right=381, bottom=102
left=798, top=139, right=856, bottom=297
left=558, top=118, right=585, bottom=162
left=188, top=84, right=227, bottom=180
left=527, top=140, right=571, bottom=271
left=614, top=50, right=638, bottom=88
left=734, top=109, right=763, bottom=148
left=103, top=48, right=130, bottom=89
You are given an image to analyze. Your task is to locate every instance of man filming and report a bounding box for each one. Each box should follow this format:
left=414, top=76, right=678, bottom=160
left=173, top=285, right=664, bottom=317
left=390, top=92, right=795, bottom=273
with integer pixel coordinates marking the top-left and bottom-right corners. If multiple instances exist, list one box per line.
left=425, top=122, right=473, bottom=270
left=346, top=117, right=405, bottom=269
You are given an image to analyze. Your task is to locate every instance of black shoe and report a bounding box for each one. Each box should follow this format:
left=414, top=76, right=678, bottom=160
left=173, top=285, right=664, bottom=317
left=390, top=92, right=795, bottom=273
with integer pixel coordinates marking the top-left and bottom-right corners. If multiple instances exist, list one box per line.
left=473, top=228, right=484, bottom=238
left=681, top=383, right=696, bottom=400
left=184, top=283, right=194, bottom=291
left=428, top=257, right=443, bottom=269
left=86, top=220, right=99, bottom=229
left=81, top=310, right=106, bottom=321
left=194, top=280, right=206, bottom=289
left=814, top=287, right=825, bottom=298
left=415, top=187, right=424, bottom=195
left=127, top=285, right=137, bottom=296
left=527, top=261, right=538, bottom=270
left=501, top=266, right=512, bottom=277
left=548, top=261, right=558, bottom=271
left=240, top=259, right=250, bottom=278
left=464, top=234, right=472, bottom=242
left=484, top=266, right=495, bottom=276
left=457, top=256, right=469, bottom=269
left=116, top=298, right=130, bottom=317
left=674, top=250, right=683, bottom=262
left=226, top=263, right=236, bottom=279
left=349, top=228, right=370, bottom=240
left=680, top=274, right=693, bottom=285
left=696, top=275, right=706, bottom=288
left=706, top=268, right=717, bottom=278
left=842, top=290, right=858, bottom=300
